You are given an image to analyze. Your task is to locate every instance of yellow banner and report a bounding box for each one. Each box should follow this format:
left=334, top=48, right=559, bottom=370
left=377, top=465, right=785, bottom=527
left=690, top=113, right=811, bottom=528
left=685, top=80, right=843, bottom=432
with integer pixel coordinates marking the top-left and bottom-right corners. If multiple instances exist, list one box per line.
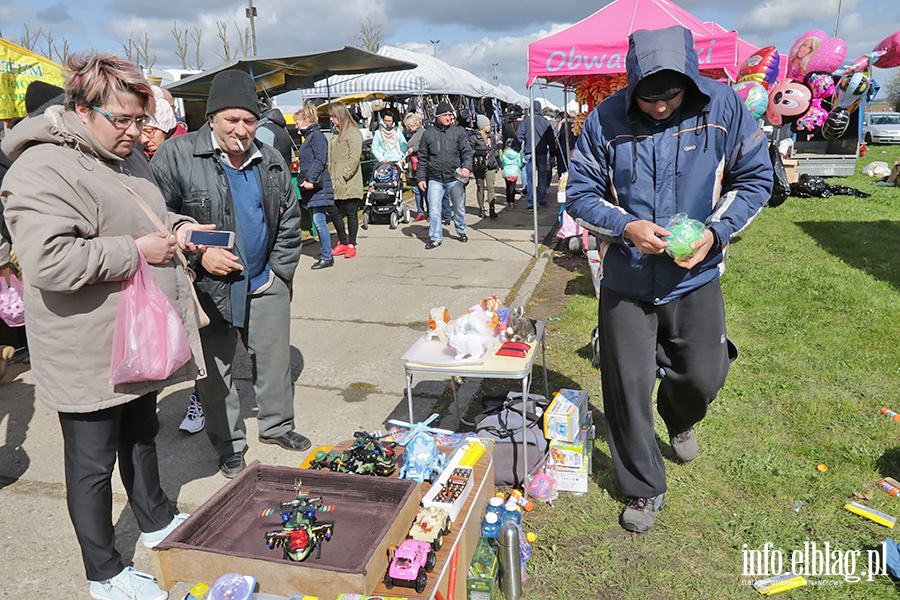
left=0, top=37, right=65, bottom=120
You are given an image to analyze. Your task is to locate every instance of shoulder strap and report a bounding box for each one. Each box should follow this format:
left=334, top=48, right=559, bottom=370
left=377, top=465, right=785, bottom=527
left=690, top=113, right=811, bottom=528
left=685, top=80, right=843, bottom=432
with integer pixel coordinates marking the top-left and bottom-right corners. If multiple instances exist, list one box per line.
left=118, top=178, right=191, bottom=270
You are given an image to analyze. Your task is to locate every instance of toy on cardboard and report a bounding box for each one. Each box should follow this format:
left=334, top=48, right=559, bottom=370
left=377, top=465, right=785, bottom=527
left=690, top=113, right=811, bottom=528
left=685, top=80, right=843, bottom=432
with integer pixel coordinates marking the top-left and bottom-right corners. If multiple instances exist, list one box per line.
left=259, top=480, right=335, bottom=561
left=388, top=413, right=452, bottom=485
left=384, top=539, right=436, bottom=593
left=309, top=430, right=398, bottom=476
left=426, top=307, right=451, bottom=342
left=408, top=506, right=452, bottom=551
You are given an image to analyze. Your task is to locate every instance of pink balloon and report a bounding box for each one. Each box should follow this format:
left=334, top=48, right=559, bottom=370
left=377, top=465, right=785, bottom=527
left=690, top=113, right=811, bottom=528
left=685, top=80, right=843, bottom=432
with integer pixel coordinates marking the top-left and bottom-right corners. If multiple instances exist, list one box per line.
left=786, top=30, right=847, bottom=81
left=873, top=31, right=900, bottom=68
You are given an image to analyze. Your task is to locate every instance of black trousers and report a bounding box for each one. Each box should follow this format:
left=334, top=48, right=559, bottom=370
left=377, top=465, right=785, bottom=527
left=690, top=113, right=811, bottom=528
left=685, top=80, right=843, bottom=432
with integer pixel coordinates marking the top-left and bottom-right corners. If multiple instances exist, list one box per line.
left=58, top=392, right=174, bottom=581
left=327, top=199, right=360, bottom=246
left=599, top=280, right=731, bottom=498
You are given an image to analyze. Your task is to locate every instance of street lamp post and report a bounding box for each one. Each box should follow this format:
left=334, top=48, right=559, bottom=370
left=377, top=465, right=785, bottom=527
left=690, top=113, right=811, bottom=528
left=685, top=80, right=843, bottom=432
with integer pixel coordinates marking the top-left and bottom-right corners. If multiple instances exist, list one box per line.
left=832, top=0, right=843, bottom=37
left=492, top=62, right=499, bottom=83
left=430, top=39, right=440, bottom=57
left=246, top=0, right=258, bottom=56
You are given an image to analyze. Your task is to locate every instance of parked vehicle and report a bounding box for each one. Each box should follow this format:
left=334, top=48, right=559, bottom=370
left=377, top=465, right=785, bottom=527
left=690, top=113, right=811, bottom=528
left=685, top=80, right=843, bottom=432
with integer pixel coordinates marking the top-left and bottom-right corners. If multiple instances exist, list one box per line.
left=862, top=112, right=900, bottom=144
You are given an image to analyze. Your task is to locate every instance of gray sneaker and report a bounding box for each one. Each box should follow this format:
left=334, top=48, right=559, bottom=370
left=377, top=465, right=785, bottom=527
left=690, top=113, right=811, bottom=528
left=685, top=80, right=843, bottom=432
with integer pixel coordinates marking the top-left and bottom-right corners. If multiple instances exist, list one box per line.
left=89, top=567, right=167, bottom=600
left=620, top=494, right=665, bottom=533
left=670, top=428, right=698, bottom=462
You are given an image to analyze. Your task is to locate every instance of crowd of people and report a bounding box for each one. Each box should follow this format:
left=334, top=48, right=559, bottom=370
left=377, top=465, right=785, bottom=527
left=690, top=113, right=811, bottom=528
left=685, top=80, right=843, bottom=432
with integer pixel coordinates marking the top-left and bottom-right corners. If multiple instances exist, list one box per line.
left=0, top=25, right=774, bottom=599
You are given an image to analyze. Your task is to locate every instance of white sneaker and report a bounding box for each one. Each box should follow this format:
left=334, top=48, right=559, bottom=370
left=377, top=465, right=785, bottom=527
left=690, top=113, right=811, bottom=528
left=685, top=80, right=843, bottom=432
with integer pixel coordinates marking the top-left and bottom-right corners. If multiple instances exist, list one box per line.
left=89, top=567, right=168, bottom=600
left=141, top=512, right=190, bottom=549
left=178, top=394, right=204, bottom=433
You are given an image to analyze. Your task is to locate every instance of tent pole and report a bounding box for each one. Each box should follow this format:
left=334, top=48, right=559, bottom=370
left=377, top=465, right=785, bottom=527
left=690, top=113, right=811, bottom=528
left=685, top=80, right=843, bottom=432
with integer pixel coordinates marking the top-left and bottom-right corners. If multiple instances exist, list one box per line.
left=529, top=85, right=538, bottom=258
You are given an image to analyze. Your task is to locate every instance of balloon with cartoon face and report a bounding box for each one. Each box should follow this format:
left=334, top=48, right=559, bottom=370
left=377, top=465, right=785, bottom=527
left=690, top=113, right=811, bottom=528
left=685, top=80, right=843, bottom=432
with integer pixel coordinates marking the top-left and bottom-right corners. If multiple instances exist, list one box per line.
left=786, top=30, right=847, bottom=81
left=792, top=72, right=837, bottom=134
left=833, top=71, right=869, bottom=113
left=765, top=80, right=812, bottom=126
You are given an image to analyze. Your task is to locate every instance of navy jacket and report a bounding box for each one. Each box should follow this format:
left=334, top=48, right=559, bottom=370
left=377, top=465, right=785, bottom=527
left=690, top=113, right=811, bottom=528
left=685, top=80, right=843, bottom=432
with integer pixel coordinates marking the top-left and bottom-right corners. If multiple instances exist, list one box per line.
left=296, top=123, right=334, bottom=209
left=566, top=26, right=773, bottom=305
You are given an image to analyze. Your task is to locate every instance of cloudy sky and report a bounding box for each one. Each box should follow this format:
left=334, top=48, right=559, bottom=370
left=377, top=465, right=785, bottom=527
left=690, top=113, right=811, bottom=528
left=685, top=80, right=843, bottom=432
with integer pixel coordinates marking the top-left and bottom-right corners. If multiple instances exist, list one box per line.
left=0, top=0, right=896, bottom=107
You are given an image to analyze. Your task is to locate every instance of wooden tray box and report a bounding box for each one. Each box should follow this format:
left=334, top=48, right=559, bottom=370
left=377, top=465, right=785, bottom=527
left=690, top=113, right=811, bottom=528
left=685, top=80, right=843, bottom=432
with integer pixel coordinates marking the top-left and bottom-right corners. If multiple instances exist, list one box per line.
left=153, top=462, right=421, bottom=597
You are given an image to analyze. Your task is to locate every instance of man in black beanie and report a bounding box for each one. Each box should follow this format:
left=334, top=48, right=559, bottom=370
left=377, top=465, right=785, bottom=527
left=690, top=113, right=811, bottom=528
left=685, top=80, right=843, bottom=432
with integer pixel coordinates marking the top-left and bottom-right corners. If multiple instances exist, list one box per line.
left=151, top=69, right=307, bottom=478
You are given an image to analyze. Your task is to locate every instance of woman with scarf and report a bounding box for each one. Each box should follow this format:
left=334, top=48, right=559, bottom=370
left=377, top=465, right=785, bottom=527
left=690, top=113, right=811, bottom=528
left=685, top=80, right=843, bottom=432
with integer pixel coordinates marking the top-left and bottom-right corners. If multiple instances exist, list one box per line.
left=371, top=111, right=408, bottom=164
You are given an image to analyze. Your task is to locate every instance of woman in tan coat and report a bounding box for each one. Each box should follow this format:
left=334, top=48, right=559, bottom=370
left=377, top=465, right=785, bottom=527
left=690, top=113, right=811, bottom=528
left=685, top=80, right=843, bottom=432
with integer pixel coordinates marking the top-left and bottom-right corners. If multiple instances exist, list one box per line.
left=326, top=101, right=364, bottom=258
left=0, top=53, right=209, bottom=600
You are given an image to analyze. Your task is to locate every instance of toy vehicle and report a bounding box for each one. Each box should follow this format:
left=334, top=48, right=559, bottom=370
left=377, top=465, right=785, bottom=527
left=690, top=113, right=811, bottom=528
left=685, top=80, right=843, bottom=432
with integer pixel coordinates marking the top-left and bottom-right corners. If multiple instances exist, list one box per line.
left=259, top=480, right=335, bottom=561
left=384, top=539, right=436, bottom=594
left=408, top=506, right=452, bottom=551
left=309, top=429, right=398, bottom=476
left=389, top=413, right=452, bottom=485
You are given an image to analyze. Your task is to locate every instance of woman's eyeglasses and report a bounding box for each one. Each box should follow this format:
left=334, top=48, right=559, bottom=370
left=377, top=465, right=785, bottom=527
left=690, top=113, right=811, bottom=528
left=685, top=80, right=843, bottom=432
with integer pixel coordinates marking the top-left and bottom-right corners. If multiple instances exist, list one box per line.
left=91, top=106, right=147, bottom=129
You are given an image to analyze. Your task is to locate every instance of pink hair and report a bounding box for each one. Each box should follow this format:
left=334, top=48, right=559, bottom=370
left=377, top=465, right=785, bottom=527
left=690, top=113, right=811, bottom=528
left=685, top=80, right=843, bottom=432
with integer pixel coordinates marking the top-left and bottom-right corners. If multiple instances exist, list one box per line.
left=64, top=52, right=154, bottom=113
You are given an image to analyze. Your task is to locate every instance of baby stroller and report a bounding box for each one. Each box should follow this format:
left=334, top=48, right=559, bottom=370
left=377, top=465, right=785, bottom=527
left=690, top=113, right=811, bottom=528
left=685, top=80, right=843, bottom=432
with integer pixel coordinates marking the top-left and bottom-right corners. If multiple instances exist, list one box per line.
left=361, top=161, right=411, bottom=230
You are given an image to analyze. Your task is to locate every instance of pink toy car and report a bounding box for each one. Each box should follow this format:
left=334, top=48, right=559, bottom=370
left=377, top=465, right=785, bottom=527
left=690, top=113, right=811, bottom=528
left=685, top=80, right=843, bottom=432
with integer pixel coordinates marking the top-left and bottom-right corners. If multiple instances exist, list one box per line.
left=384, top=539, right=436, bottom=594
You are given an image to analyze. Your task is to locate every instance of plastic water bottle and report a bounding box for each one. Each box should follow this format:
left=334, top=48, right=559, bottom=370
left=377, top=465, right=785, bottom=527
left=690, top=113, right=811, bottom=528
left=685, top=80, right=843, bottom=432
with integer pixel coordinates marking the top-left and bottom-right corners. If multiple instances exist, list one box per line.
left=499, top=522, right=522, bottom=600
left=486, top=496, right=504, bottom=518
left=503, top=500, right=522, bottom=526
left=481, top=511, right=500, bottom=539
left=455, top=167, right=470, bottom=184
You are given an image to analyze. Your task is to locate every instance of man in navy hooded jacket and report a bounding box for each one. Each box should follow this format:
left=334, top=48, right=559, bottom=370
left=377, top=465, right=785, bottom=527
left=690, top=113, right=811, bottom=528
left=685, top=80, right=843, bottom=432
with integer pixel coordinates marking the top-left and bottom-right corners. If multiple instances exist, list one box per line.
left=566, top=26, right=773, bottom=532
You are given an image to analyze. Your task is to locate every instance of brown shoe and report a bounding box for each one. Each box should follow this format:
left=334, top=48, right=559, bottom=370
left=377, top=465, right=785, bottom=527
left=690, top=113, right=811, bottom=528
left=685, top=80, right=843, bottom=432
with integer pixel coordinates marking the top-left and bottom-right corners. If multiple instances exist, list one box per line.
left=0, top=346, right=14, bottom=381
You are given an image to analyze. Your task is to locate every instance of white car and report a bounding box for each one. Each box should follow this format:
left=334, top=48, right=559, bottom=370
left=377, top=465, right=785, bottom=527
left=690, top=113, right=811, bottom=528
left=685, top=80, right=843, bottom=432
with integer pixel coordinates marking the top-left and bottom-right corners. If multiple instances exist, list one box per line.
left=862, top=111, right=900, bottom=144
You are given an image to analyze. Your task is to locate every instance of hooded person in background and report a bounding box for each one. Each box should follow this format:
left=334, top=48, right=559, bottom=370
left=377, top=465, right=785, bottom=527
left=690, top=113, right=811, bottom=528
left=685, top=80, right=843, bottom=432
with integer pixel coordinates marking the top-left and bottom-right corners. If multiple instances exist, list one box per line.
left=565, top=26, right=772, bottom=533
left=139, top=85, right=179, bottom=160
left=472, top=114, right=500, bottom=219
left=256, top=100, right=294, bottom=167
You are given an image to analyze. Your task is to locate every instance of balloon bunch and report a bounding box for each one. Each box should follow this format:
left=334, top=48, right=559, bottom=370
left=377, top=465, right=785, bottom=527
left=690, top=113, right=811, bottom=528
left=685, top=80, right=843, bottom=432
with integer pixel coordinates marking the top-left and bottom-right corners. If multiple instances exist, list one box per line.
left=731, top=30, right=900, bottom=141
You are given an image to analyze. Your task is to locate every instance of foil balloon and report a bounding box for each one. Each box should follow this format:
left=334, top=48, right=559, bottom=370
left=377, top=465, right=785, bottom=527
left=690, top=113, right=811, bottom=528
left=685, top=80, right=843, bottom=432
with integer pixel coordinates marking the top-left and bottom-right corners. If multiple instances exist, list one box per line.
left=793, top=72, right=836, bottom=134
left=786, top=30, right=847, bottom=81
left=872, top=31, right=900, bottom=69
left=834, top=71, right=869, bottom=113
left=738, top=46, right=780, bottom=90
left=821, top=107, right=850, bottom=140
left=766, top=80, right=812, bottom=126
left=733, top=81, right=769, bottom=120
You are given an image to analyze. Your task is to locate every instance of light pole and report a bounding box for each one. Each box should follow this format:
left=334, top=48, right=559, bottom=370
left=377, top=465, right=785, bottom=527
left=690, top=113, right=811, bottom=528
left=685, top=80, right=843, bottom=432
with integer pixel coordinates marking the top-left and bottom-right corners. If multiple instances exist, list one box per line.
left=430, top=39, right=440, bottom=57
left=832, top=0, right=843, bottom=37
left=246, top=0, right=258, bottom=56
left=492, top=63, right=499, bottom=83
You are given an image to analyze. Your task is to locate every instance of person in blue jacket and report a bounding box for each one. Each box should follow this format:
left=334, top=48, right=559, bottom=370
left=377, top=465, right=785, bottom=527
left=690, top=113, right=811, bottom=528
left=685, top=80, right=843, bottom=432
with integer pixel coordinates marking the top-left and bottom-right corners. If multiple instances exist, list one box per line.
left=565, top=25, right=773, bottom=533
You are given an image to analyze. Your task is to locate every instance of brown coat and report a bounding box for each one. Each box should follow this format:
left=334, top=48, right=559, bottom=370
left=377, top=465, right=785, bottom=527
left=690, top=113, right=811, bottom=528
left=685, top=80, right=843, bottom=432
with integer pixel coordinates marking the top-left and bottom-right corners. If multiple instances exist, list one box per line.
left=0, top=106, right=204, bottom=413
left=327, top=124, right=364, bottom=200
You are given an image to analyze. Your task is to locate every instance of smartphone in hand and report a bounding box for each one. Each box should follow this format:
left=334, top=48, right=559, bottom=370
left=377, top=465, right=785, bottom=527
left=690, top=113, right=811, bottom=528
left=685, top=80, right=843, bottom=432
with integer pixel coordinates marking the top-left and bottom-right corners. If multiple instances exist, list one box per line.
left=186, top=229, right=235, bottom=249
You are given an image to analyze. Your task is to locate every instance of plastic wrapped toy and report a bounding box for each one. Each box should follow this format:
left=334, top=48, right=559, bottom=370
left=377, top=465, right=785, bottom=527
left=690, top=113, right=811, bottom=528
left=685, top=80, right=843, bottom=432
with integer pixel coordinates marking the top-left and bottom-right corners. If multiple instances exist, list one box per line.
left=664, top=213, right=705, bottom=260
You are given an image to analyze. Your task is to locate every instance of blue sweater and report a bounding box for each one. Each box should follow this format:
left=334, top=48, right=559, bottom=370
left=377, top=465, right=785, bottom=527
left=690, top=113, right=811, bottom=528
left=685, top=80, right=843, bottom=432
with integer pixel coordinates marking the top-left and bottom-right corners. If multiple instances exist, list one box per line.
left=222, top=163, right=271, bottom=293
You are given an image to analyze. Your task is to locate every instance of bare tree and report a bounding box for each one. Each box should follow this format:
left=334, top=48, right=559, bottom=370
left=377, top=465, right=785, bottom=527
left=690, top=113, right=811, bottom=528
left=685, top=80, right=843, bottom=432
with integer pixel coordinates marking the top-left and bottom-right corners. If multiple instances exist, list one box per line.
left=172, top=21, right=190, bottom=70
left=884, top=70, right=900, bottom=112
left=20, top=23, right=42, bottom=51
left=233, top=21, right=251, bottom=57
left=354, top=15, right=383, bottom=53
left=122, top=38, right=136, bottom=64
left=136, top=32, right=156, bottom=71
left=214, top=21, right=232, bottom=62
left=52, top=38, right=70, bottom=64
left=191, top=27, right=204, bottom=70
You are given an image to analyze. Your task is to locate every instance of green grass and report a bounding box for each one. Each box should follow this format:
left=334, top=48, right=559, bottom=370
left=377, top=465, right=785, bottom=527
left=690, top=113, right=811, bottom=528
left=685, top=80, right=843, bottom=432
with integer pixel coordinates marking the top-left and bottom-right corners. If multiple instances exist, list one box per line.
left=517, top=146, right=900, bottom=599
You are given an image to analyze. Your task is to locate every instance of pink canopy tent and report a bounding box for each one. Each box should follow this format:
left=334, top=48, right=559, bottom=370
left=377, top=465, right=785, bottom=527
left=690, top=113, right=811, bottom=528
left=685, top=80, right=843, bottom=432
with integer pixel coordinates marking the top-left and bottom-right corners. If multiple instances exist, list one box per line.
left=527, top=0, right=740, bottom=86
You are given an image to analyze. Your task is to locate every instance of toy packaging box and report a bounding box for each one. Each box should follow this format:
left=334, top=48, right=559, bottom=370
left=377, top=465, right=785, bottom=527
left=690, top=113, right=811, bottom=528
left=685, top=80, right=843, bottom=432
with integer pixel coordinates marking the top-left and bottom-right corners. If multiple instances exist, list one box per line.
left=543, top=389, right=590, bottom=442
left=422, top=446, right=474, bottom=521
left=467, top=537, right=499, bottom=600
left=548, top=423, right=594, bottom=493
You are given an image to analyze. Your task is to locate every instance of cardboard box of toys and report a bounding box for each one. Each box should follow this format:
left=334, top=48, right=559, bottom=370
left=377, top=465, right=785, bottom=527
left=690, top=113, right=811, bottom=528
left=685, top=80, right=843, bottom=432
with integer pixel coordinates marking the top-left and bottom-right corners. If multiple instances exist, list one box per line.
left=548, top=424, right=594, bottom=493
left=422, top=446, right=475, bottom=521
left=467, top=536, right=499, bottom=600
left=543, top=389, right=590, bottom=442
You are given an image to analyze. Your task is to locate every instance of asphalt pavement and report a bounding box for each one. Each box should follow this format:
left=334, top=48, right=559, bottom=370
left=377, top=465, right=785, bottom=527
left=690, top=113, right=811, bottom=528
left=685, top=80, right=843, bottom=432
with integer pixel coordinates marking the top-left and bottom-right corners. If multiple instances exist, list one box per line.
left=0, top=185, right=561, bottom=599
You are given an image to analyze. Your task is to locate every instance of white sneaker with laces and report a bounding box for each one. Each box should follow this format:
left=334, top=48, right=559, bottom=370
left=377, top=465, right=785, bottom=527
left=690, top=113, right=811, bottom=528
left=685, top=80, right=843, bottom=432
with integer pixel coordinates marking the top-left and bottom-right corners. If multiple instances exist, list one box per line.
left=179, top=394, right=204, bottom=433
left=89, top=566, right=168, bottom=600
left=141, top=512, right=190, bottom=549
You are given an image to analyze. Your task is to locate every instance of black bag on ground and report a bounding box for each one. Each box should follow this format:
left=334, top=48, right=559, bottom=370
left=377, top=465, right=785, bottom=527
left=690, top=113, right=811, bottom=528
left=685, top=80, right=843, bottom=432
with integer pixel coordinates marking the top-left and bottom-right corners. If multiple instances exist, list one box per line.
left=475, top=392, right=549, bottom=487
left=768, top=142, right=790, bottom=208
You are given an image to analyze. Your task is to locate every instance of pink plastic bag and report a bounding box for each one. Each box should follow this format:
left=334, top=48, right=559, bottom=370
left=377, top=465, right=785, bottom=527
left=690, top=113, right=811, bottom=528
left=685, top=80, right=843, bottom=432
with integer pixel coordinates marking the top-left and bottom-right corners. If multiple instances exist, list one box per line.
left=0, top=269, right=25, bottom=327
left=110, top=250, right=191, bottom=385
left=556, top=209, right=584, bottom=239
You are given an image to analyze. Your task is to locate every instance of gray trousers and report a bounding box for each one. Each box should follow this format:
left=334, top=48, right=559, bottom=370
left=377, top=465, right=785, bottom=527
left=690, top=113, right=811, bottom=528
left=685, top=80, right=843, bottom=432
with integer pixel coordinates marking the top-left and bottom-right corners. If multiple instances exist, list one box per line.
left=599, top=279, right=731, bottom=498
left=198, top=275, right=295, bottom=458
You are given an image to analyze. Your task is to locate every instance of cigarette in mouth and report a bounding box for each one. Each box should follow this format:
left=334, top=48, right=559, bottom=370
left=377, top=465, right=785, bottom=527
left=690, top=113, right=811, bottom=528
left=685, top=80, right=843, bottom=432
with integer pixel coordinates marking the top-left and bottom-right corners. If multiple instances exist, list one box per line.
left=236, top=138, right=246, bottom=152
